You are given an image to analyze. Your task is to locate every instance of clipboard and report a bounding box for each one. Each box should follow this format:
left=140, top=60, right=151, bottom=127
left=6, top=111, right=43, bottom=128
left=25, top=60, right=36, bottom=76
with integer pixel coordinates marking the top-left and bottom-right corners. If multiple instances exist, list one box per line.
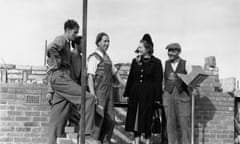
left=177, top=73, right=208, bottom=88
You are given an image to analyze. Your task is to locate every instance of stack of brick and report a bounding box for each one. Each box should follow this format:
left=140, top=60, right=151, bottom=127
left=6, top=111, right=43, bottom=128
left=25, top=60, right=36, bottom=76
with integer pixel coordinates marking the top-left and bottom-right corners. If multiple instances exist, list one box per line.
left=220, top=77, right=237, bottom=93
left=0, top=64, right=47, bottom=84
left=57, top=127, right=78, bottom=144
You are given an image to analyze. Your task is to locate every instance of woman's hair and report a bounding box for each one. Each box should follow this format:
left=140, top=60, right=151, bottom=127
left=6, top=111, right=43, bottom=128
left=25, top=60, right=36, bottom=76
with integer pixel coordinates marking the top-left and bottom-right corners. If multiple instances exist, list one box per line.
left=140, top=33, right=154, bottom=55
left=95, top=32, right=108, bottom=46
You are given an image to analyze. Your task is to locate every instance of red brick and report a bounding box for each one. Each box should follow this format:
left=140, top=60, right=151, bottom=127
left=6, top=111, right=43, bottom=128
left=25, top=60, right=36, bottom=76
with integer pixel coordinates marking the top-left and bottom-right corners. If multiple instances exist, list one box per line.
left=33, top=106, right=50, bottom=111
left=223, top=139, right=234, bottom=143
left=8, top=111, right=23, bottom=116
left=25, top=89, right=41, bottom=94
left=0, top=126, right=14, bottom=132
left=41, top=127, right=49, bottom=133
left=16, top=94, right=25, bottom=99
left=16, top=116, right=31, bottom=121
left=0, top=121, right=21, bottom=127
left=16, top=106, right=32, bottom=111
left=15, top=88, right=26, bottom=94
left=0, top=93, right=16, bottom=99
left=41, top=111, right=50, bottom=116
left=32, top=127, right=42, bottom=132
left=6, top=132, right=24, bottom=137
left=7, top=87, right=17, bottom=93
left=24, top=122, right=39, bottom=127
left=7, top=99, right=24, bottom=104
left=41, top=132, right=50, bottom=137
left=14, top=137, right=31, bottom=142
left=57, top=138, right=72, bottom=144
left=41, top=122, right=49, bottom=127
left=0, top=87, right=8, bottom=93
left=0, top=132, right=6, bottom=137
left=16, top=127, right=31, bottom=132
left=25, top=111, right=40, bottom=116
left=32, top=137, right=48, bottom=143
left=67, top=133, right=78, bottom=139
left=0, top=137, right=13, bottom=142
left=24, top=133, right=41, bottom=137
left=65, top=126, right=75, bottom=133
left=0, top=116, right=15, bottom=121
left=32, top=116, right=48, bottom=122
left=0, top=99, right=7, bottom=104
left=216, top=134, right=229, bottom=139
left=0, top=105, right=15, bottom=110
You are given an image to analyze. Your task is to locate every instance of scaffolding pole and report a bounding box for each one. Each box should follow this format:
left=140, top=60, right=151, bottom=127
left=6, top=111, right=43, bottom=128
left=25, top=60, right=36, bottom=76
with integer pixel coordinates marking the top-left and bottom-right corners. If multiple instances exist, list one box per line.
left=80, top=0, right=88, bottom=144
left=44, top=40, right=47, bottom=66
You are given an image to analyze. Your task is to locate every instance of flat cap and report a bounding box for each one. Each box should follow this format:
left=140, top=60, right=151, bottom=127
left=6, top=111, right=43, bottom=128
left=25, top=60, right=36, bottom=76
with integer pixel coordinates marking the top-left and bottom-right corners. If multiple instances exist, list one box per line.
left=166, top=43, right=181, bottom=51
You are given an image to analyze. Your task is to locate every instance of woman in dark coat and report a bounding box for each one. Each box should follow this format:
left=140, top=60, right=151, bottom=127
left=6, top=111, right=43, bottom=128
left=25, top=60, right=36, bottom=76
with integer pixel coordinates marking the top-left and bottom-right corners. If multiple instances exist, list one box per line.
left=124, top=34, right=163, bottom=144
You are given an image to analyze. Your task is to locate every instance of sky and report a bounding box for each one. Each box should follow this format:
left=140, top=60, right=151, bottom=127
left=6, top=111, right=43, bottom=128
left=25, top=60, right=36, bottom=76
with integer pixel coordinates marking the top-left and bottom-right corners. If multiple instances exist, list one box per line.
left=0, top=0, right=239, bottom=80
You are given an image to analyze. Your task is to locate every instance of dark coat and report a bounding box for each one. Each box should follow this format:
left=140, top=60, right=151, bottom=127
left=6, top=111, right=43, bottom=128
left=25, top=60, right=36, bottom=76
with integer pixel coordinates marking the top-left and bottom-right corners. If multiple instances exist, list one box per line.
left=124, top=56, right=163, bottom=134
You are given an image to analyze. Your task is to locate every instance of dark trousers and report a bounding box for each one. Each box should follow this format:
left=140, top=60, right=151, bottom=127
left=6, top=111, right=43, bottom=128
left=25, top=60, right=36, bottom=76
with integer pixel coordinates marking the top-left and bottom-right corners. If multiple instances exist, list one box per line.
left=48, top=70, right=95, bottom=144
left=94, top=91, right=115, bottom=143
left=163, top=89, right=191, bottom=144
left=68, top=104, right=80, bottom=132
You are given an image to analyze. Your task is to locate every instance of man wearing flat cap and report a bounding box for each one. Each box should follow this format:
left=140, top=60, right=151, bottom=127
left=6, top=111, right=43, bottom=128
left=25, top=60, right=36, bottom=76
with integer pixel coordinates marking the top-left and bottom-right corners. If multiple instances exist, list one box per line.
left=163, top=43, right=192, bottom=144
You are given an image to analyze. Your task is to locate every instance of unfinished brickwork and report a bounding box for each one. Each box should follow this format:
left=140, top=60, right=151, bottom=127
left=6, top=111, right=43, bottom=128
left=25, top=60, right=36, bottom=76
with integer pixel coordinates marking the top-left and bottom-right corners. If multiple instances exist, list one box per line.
left=0, top=57, right=238, bottom=143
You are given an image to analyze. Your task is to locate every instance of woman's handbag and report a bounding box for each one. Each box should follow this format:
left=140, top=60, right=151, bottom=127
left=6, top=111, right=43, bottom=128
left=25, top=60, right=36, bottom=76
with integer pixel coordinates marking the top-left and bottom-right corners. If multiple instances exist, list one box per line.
left=151, top=103, right=163, bottom=134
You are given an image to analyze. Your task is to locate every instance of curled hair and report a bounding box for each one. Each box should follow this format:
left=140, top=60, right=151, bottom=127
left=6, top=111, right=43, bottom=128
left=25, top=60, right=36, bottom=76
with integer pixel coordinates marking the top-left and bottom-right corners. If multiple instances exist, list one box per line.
left=140, top=33, right=154, bottom=55
left=95, top=32, right=108, bottom=46
left=64, top=19, right=79, bottom=31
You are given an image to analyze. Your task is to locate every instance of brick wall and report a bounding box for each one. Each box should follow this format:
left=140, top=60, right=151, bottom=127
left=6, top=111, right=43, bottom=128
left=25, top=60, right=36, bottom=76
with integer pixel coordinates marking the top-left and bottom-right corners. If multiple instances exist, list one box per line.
left=0, top=62, right=237, bottom=144
left=195, top=74, right=234, bottom=144
left=0, top=83, right=50, bottom=144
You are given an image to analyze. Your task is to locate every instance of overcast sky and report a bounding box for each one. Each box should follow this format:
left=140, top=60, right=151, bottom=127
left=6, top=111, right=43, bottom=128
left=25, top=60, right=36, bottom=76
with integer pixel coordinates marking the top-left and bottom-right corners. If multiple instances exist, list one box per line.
left=0, top=0, right=239, bottom=80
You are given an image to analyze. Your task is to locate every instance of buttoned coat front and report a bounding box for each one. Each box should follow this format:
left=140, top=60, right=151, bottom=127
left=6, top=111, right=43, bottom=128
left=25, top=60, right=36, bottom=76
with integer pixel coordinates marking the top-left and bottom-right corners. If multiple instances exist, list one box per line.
left=124, top=56, right=163, bottom=135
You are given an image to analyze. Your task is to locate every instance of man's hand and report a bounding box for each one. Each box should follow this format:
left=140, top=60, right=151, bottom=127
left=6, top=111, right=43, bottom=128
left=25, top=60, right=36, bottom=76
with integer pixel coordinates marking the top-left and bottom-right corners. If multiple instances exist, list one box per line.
left=46, top=56, right=61, bottom=72
left=46, top=93, right=53, bottom=105
left=90, top=93, right=98, bottom=104
left=192, top=88, right=200, bottom=96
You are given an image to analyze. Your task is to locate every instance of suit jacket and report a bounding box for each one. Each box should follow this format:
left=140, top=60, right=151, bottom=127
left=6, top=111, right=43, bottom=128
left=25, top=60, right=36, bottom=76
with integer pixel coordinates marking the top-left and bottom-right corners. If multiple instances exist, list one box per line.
left=46, top=35, right=71, bottom=94
left=47, top=35, right=71, bottom=70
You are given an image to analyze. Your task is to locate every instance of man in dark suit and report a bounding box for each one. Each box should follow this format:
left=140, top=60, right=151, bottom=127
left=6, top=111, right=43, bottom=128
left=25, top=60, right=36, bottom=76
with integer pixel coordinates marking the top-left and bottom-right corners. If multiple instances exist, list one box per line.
left=163, top=43, right=192, bottom=144
left=46, top=19, right=97, bottom=144
left=68, top=36, right=95, bottom=139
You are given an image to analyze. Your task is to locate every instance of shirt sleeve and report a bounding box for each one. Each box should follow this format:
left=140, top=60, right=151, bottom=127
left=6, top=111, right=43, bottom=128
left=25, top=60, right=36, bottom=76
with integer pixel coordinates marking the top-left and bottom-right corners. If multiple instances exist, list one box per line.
left=47, top=36, right=65, bottom=59
left=87, top=56, right=99, bottom=75
left=112, top=64, right=117, bottom=74
left=186, top=61, right=192, bottom=74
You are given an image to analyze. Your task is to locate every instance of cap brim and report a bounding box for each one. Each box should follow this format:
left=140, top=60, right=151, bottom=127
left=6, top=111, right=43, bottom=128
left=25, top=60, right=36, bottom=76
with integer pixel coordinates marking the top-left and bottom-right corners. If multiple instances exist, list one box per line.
left=166, top=47, right=181, bottom=50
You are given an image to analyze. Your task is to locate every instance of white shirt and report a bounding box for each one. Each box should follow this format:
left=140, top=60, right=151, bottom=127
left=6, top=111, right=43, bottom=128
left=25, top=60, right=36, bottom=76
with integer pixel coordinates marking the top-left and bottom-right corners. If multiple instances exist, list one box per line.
left=87, top=49, right=117, bottom=75
left=164, top=59, right=192, bottom=73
